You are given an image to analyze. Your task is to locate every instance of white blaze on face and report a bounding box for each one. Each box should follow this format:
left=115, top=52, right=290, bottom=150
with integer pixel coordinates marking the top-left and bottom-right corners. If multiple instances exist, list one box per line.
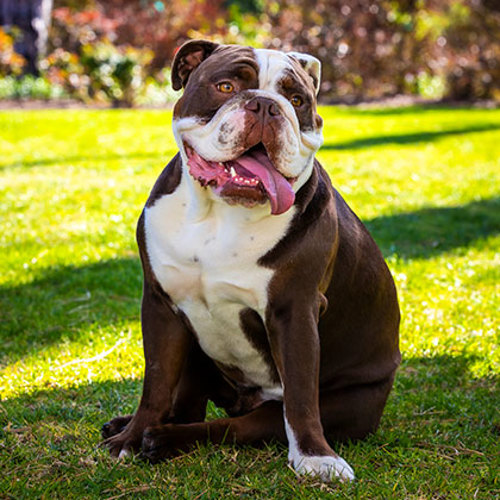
left=255, top=48, right=321, bottom=96
left=254, top=48, right=295, bottom=93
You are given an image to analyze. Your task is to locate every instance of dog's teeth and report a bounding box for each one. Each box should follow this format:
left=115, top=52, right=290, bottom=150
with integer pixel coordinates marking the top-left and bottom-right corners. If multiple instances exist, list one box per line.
left=230, top=167, right=236, bottom=178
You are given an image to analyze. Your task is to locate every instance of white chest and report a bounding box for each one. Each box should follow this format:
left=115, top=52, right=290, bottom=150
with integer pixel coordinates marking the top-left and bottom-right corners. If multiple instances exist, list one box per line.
left=143, top=174, right=294, bottom=392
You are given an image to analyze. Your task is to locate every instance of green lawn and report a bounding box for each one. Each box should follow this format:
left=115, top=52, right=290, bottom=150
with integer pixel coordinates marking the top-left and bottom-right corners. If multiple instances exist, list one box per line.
left=1, top=106, right=499, bottom=499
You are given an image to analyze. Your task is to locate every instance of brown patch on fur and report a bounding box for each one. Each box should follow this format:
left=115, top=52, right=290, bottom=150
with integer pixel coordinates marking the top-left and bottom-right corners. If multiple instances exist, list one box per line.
left=171, top=40, right=219, bottom=90
left=276, top=67, right=319, bottom=131
left=173, top=45, right=259, bottom=121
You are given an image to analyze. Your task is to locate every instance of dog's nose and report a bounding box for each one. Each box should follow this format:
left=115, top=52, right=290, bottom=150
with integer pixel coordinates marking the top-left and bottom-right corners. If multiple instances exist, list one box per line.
left=244, top=97, right=280, bottom=118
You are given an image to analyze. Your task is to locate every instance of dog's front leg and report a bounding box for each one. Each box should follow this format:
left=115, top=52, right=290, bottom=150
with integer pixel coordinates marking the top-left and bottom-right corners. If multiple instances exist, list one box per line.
left=266, top=300, right=355, bottom=482
left=103, top=281, right=192, bottom=458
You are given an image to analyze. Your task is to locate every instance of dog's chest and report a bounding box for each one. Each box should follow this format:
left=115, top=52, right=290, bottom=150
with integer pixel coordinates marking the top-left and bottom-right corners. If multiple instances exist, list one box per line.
left=144, top=177, right=293, bottom=391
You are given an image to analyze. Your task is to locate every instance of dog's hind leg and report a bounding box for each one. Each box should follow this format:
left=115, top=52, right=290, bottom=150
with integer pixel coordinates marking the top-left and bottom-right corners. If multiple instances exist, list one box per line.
left=320, top=375, right=396, bottom=443
left=102, top=341, right=247, bottom=444
left=141, top=400, right=285, bottom=462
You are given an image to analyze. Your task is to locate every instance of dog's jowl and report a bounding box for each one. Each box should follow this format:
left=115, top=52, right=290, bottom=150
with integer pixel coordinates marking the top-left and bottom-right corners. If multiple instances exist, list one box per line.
left=102, top=40, right=401, bottom=482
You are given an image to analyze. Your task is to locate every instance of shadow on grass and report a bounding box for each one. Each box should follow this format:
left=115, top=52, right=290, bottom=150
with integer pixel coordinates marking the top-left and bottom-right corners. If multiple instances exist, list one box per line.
left=1, top=354, right=497, bottom=451
left=365, top=196, right=500, bottom=259
left=0, top=257, right=142, bottom=365
left=385, top=355, right=499, bottom=448
left=0, top=151, right=170, bottom=170
left=1, top=197, right=499, bottom=364
left=1, top=354, right=497, bottom=498
left=322, top=123, right=500, bottom=150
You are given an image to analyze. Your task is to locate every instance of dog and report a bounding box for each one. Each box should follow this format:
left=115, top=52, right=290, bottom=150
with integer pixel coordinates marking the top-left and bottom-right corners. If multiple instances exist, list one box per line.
left=102, top=40, right=401, bottom=482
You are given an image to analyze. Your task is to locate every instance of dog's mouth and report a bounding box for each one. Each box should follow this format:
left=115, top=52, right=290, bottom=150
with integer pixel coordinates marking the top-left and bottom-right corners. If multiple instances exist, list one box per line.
left=184, top=142, right=296, bottom=215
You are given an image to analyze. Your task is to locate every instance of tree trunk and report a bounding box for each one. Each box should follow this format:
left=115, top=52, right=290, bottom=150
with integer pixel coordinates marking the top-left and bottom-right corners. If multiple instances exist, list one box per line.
left=0, top=0, right=53, bottom=75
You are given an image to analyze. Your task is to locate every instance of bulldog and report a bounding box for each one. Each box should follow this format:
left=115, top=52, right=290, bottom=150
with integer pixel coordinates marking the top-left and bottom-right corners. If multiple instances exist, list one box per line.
left=102, top=40, right=401, bottom=482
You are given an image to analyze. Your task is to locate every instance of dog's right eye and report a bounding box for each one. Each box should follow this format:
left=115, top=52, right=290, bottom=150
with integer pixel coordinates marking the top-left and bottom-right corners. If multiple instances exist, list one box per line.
left=216, top=82, right=234, bottom=93
left=290, top=95, right=304, bottom=108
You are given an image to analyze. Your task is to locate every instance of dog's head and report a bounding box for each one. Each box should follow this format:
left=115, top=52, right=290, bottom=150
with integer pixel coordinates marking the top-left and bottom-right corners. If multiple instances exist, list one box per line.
left=171, top=40, right=323, bottom=215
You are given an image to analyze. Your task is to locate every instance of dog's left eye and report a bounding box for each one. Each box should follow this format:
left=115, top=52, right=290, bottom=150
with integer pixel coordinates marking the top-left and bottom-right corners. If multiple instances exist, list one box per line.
left=217, top=82, right=234, bottom=93
left=290, top=95, right=303, bottom=107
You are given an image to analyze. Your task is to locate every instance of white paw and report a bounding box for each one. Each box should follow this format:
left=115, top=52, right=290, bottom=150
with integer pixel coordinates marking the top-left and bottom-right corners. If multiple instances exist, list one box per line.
left=292, top=455, right=355, bottom=482
left=118, top=448, right=131, bottom=460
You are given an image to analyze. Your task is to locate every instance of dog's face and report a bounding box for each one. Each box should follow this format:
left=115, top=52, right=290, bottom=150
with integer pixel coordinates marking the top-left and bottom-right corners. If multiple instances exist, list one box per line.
left=171, top=40, right=324, bottom=215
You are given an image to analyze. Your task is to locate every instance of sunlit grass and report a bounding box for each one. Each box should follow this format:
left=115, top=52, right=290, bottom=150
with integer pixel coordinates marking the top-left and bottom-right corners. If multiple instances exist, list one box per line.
left=1, top=106, right=499, bottom=498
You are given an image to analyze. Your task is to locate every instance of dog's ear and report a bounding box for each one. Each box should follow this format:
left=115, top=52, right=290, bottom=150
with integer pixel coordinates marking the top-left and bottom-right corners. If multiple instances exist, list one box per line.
left=171, top=40, right=219, bottom=91
left=288, top=52, right=321, bottom=95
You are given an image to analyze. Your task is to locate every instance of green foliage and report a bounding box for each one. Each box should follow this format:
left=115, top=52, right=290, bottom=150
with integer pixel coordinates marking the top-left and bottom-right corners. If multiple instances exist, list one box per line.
left=135, top=69, right=182, bottom=107
left=2, top=1, right=499, bottom=104
left=0, top=75, right=65, bottom=100
left=416, top=72, right=446, bottom=99
left=259, top=0, right=500, bottom=101
left=80, top=41, right=153, bottom=105
left=1, top=107, right=499, bottom=497
left=46, top=8, right=154, bottom=106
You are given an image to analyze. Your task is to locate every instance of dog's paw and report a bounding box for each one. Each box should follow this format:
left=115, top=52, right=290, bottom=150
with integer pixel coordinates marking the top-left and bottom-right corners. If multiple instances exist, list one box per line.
left=141, top=425, right=174, bottom=463
left=291, top=455, right=355, bottom=482
left=101, top=414, right=133, bottom=439
left=101, top=427, right=142, bottom=459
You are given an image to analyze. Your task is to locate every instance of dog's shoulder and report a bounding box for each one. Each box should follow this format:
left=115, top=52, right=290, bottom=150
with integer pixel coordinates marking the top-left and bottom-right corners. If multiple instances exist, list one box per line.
left=145, top=153, right=183, bottom=208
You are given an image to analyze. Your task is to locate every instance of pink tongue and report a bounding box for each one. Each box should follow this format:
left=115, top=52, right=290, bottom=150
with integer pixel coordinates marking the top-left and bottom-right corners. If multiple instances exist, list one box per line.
left=187, top=149, right=230, bottom=185
left=233, top=150, right=295, bottom=215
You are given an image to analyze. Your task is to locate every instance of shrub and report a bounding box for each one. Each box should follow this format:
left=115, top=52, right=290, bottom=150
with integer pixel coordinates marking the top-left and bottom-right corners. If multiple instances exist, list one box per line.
left=135, top=68, right=181, bottom=107
left=260, top=0, right=500, bottom=102
left=47, top=7, right=153, bottom=106
left=79, top=40, right=153, bottom=106
left=40, top=48, right=88, bottom=100
left=0, top=28, right=26, bottom=76
left=0, top=75, right=65, bottom=100
left=50, top=6, right=119, bottom=53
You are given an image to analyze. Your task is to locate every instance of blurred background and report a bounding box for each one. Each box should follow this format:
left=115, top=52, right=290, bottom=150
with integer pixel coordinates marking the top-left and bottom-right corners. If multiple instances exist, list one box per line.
left=0, top=0, right=499, bottom=107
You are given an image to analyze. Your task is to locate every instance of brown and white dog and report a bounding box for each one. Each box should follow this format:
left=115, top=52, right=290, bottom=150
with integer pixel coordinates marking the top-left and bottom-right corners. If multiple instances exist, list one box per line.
left=102, top=40, right=401, bottom=482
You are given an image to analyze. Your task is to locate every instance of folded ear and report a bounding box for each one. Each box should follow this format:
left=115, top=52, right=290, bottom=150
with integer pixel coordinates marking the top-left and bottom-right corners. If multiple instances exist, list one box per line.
left=171, top=40, right=219, bottom=91
left=288, top=52, right=321, bottom=95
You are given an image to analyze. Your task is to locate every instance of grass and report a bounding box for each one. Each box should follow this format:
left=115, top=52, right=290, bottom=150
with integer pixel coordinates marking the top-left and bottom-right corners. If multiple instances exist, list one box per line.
left=1, top=105, right=499, bottom=499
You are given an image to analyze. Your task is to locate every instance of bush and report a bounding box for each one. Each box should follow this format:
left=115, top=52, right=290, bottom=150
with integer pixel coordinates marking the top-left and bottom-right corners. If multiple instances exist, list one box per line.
left=0, top=75, right=65, bottom=100
left=260, top=0, right=500, bottom=102
left=0, top=28, right=26, bottom=76
left=3, top=1, right=497, bottom=105
left=79, top=40, right=153, bottom=106
left=135, top=69, right=181, bottom=107
left=45, top=7, right=154, bottom=106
